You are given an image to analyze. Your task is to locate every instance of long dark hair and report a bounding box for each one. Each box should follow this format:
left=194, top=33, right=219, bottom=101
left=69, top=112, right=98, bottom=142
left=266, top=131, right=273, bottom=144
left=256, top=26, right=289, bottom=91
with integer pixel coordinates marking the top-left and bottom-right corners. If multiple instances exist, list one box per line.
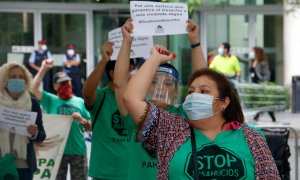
left=188, top=68, right=244, bottom=123
left=253, top=46, right=268, bottom=64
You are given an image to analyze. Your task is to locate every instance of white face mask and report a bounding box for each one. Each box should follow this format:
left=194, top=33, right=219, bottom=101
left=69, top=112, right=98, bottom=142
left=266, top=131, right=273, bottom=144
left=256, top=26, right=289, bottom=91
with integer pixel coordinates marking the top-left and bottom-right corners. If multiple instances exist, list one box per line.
left=41, top=45, right=47, bottom=51
left=67, top=49, right=75, bottom=56
left=249, top=51, right=255, bottom=59
left=218, top=48, right=224, bottom=55
left=183, top=93, right=221, bottom=121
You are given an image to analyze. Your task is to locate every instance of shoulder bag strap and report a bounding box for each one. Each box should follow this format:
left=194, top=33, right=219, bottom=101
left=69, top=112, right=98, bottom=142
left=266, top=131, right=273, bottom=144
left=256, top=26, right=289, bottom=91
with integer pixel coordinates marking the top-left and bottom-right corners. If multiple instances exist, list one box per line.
left=190, top=127, right=199, bottom=180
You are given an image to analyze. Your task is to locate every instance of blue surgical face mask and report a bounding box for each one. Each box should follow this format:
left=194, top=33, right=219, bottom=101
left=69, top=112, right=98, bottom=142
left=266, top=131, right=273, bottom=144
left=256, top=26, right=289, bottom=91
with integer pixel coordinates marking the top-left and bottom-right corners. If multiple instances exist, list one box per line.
left=249, top=51, right=255, bottom=59
left=7, top=79, right=25, bottom=94
left=182, top=93, right=220, bottom=121
left=218, top=48, right=224, bottom=55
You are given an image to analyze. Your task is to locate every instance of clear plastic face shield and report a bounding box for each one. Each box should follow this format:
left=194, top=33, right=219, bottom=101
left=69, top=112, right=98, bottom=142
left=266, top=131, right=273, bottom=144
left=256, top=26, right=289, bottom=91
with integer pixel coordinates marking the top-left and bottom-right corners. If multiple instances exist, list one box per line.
left=148, top=65, right=180, bottom=106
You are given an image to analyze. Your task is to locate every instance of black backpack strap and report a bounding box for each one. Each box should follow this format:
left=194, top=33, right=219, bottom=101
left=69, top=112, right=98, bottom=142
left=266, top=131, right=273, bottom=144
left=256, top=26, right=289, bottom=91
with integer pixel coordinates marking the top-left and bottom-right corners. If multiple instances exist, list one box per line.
left=91, top=92, right=105, bottom=131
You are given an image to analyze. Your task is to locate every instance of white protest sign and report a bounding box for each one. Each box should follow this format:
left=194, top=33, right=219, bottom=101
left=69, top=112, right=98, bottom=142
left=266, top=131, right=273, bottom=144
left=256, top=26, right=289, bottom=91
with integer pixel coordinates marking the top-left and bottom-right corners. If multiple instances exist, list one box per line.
left=108, top=27, right=153, bottom=60
left=0, top=107, right=37, bottom=137
left=130, top=1, right=188, bottom=36
left=33, top=114, right=72, bottom=180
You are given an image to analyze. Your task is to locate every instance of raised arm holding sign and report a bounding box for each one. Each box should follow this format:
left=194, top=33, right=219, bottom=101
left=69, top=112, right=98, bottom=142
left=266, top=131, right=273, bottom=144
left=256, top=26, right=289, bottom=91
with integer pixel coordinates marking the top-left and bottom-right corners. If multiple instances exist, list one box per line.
left=130, top=1, right=188, bottom=36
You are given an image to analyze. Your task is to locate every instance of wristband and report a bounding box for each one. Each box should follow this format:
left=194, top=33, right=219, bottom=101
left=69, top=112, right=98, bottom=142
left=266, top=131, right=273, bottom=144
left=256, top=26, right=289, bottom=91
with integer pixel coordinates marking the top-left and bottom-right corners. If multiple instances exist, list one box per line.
left=191, top=42, right=201, bottom=48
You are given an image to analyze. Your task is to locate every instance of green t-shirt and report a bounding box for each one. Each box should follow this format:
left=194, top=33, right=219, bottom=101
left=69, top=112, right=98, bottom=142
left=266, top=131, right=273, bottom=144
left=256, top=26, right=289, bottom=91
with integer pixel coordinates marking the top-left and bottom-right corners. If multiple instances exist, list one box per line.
left=88, top=86, right=135, bottom=179
left=40, top=91, right=91, bottom=156
left=209, top=54, right=241, bottom=77
left=169, top=127, right=255, bottom=180
left=128, top=104, right=187, bottom=180
left=0, top=154, right=18, bottom=180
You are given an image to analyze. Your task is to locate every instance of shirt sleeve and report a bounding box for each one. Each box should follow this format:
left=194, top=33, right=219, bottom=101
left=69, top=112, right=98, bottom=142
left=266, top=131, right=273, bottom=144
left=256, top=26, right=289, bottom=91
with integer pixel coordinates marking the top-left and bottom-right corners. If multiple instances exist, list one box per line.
left=137, top=102, right=189, bottom=153
left=233, top=56, right=241, bottom=72
left=209, top=55, right=219, bottom=69
left=39, top=91, right=56, bottom=113
left=47, top=51, right=52, bottom=59
left=75, top=54, right=81, bottom=63
left=28, top=52, right=36, bottom=63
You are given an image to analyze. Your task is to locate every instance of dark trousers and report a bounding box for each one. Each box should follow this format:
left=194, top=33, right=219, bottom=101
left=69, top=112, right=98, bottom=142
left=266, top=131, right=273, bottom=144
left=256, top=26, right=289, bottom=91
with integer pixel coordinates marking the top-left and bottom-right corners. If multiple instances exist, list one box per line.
left=17, top=168, right=33, bottom=180
left=254, top=111, right=276, bottom=122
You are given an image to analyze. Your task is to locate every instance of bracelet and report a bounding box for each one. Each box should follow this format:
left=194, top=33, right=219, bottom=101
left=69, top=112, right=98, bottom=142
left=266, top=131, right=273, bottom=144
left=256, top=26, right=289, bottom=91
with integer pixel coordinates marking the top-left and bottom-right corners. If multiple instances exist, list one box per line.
left=191, top=42, right=201, bottom=48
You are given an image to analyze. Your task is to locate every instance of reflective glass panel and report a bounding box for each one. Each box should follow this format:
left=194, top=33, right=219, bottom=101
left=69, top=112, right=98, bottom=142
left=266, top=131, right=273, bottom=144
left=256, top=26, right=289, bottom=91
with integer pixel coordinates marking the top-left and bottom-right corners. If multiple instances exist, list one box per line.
left=0, top=12, right=34, bottom=66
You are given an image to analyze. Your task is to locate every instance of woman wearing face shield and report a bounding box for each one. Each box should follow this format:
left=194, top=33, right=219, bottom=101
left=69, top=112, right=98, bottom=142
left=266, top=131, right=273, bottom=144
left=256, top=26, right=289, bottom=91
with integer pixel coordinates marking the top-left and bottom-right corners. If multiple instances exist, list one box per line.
left=123, top=45, right=280, bottom=180
left=114, top=19, right=206, bottom=179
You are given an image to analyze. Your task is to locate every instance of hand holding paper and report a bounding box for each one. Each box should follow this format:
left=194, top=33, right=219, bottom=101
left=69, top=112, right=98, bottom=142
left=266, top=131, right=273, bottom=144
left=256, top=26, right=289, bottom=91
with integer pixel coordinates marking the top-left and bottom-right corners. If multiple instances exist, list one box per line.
left=101, top=41, right=114, bottom=62
left=122, top=18, right=134, bottom=42
left=27, top=124, right=38, bottom=137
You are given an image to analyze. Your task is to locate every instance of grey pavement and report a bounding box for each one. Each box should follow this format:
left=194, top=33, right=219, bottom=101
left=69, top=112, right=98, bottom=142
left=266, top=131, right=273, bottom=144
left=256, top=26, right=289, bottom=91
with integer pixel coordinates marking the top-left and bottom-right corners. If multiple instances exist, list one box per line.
left=250, top=110, right=300, bottom=180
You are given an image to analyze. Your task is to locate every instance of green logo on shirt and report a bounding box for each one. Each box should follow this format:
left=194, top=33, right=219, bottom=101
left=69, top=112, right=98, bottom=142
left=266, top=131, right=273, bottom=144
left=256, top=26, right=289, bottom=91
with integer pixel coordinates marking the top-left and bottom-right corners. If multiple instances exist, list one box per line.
left=185, top=144, right=246, bottom=179
left=111, top=111, right=127, bottom=136
left=57, top=104, right=76, bottom=115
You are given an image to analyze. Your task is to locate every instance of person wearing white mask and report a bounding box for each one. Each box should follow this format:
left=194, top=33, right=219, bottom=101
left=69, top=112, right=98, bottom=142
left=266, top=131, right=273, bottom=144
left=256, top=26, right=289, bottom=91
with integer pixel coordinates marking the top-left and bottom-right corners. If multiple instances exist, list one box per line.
left=63, top=44, right=82, bottom=97
left=123, top=45, right=280, bottom=180
left=28, top=39, right=53, bottom=93
left=209, top=42, right=241, bottom=83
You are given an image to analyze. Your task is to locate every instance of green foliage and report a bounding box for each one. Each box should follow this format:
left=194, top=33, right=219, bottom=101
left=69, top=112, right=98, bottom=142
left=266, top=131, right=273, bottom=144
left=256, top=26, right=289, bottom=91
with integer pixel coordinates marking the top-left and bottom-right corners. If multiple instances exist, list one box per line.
left=236, top=82, right=290, bottom=112
left=180, top=82, right=290, bottom=112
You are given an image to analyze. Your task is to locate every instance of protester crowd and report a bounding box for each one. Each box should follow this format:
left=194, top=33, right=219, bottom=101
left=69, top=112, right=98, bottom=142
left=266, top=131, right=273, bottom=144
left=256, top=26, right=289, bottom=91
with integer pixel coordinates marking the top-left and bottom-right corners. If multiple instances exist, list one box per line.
left=0, top=1, right=282, bottom=180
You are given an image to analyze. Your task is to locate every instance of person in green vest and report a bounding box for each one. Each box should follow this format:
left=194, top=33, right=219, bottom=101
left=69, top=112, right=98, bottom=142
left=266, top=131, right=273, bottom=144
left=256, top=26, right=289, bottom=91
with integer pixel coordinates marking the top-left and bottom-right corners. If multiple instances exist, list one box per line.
left=82, top=42, right=136, bottom=180
left=209, top=42, right=241, bottom=82
left=113, top=18, right=206, bottom=179
left=31, top=60, right=91, bottom=180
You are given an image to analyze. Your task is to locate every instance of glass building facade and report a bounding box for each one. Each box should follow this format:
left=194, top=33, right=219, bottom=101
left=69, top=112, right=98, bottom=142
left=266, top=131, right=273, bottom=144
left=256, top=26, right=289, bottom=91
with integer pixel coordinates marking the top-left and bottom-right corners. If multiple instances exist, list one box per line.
left=0, top=0, right=285, bottom=87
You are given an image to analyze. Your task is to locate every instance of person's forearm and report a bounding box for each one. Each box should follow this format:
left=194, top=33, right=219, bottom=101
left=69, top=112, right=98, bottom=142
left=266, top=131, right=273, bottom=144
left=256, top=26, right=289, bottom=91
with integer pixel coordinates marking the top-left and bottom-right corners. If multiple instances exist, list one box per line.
left=114, top=39, right=132, bottom=88
left=191, top=45, right=207, bottom=73
left=69, top=60, right=80, bottom=66
left=31, top=67, right=47, bottom=99
left=83, top=59, right=107, bottom=99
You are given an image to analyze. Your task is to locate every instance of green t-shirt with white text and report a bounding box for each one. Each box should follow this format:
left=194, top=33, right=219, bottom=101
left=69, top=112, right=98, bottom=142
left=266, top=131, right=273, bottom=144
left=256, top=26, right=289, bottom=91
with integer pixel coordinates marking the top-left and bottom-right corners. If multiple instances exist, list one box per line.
left=169, top=127, right=255, bottom=180
left=87, top=86, right=135, bottom=179
left=40, top=91, right=91, bottom=156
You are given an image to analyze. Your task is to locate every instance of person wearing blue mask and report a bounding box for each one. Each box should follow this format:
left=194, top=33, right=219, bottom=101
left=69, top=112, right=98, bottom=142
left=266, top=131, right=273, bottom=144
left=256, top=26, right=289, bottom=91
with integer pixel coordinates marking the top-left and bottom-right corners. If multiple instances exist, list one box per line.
left=0, top=62, right=46, bottom=180
left=209, top=42, right=241, bottom=82
left=123, top=45, right=280, bottom=180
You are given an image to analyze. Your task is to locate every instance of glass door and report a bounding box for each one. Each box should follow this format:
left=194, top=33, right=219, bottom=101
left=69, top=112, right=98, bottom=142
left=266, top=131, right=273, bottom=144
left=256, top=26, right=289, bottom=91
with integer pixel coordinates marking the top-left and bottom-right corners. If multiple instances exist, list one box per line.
left=41, top=13, right=87, bottom=76
left=0, top=12, right=34, bottom=66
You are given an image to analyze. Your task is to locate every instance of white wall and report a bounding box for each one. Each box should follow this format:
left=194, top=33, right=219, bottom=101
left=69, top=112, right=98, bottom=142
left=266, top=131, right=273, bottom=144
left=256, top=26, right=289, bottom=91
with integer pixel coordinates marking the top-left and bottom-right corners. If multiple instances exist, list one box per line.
left=284, top=3, right=300, bottom=87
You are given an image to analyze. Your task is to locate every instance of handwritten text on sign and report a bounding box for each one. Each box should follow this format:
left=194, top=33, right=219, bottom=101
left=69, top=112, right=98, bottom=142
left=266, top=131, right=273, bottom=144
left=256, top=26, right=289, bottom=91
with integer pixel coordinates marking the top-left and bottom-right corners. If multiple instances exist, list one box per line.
left=130, top=1, right=188, bottom=36
left=108, top=27, right=153, bottom=60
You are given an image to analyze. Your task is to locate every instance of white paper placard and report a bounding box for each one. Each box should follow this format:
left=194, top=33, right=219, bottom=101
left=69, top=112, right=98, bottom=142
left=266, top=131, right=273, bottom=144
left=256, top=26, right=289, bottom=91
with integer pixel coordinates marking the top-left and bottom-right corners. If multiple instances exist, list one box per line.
left=108, top=27, right=153, bottom=60
left=130, top=1, right=188, bottom=36
left=0, top=107, right=37, bottom=137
